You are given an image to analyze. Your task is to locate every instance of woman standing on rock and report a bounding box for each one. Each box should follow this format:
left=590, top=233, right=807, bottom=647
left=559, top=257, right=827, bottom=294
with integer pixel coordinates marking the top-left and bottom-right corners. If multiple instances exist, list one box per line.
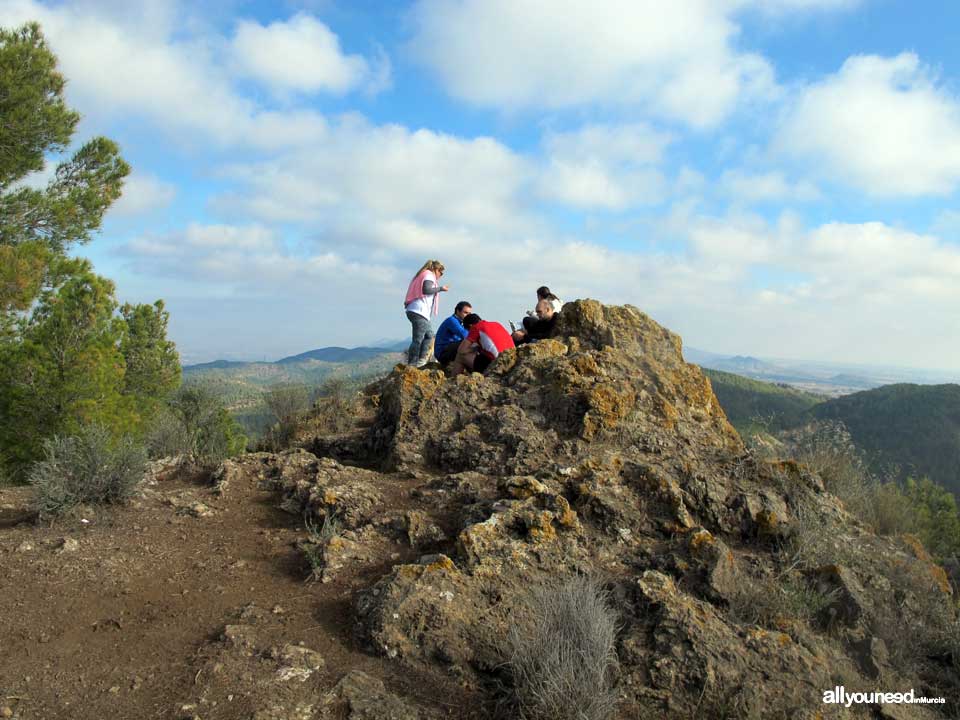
left=403, top=260, right=449, bottom=367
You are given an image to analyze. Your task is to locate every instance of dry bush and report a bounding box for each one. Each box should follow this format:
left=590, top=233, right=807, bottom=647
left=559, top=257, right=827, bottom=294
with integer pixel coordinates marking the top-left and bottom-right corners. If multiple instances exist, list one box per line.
left=727, top=572, right=835, bottom=630
left=782, top=422, right=918, bottom=537
left=311, top=377, right=361, bottom=435
left=263, top=383, right=312, bottom=450
left=872, top=558, right=959, bottom=699
left=145, top=404, right=191, bottom=458
left=503, top=576, right=619, bottom=720
left=29, top=425, right=147, bottom=517
left=299, top=512, right=341, bottom=581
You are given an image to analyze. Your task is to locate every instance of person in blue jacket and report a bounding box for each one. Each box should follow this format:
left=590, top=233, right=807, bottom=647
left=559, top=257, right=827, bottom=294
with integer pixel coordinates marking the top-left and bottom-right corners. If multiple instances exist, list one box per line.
left=434, top=301, right=472, bottom=367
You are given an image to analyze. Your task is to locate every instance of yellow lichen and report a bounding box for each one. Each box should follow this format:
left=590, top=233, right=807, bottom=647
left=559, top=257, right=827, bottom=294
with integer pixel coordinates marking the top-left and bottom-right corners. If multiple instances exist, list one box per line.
left=581, top=383, right=635, bottom=439
left=504, top=476, right=547, bottom=499
left=688, top=529, right=715, bottom=556
left=397, top=564, right=425, bottom=579
left=572, top=354, right=601, bottom=376
left=425, top=555, right=457, bottom=573
left=554, top=496, right=579, bottom=528
left=657, top=396, right=679, bottom=430
left=527, top=511, right=557, bottom=543
left=755, top=510, right=778, bottom=537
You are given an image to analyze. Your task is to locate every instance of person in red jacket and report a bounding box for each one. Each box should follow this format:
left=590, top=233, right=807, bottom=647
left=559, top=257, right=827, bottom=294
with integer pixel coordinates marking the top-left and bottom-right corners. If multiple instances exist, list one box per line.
left=451, top=313, right=515, bottom=375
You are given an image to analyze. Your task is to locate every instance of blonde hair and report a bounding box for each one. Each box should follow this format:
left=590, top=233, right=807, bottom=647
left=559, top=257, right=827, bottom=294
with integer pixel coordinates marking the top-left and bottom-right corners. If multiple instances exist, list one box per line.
left=414, top=259, right=445, bottom=278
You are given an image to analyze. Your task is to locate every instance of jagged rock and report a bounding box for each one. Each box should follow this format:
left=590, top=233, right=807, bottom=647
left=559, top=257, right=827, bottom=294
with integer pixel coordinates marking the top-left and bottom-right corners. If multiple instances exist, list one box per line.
left=273, top=644, right=325, bottom=682
left=632, top=571, right=834, bottom=718
left=812, top=565, right=870, bottom=627
left=403, top=510, right=446, bottom=549
left=269, top=453, right=384, bottom=529
left=687, top=528, right=742, bottom=602
left=322, top=670, right=420, bottom=720
left=299, top=533, right=363, bottom=583
left=356, top=556, right=484, bottom=667
left=849, top=635, right=889, bottom=679
left=196, top=299, right=960, bottom=719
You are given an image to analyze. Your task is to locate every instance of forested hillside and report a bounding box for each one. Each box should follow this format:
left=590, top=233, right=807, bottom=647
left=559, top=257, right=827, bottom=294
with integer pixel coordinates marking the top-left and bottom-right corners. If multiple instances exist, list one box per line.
left=703, top=369, right=823, bottom=434
left=810, top=383, right=960, bottom=496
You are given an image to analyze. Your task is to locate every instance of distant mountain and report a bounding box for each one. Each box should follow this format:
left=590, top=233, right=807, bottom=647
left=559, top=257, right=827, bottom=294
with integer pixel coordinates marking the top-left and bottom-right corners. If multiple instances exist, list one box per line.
left=687, top=346, right=957, bottom=396
left=183, top=345, right=403, bottom=410
left=184, top=359, right=251, bottom=371
left=277, top=346, right=397, bottom=364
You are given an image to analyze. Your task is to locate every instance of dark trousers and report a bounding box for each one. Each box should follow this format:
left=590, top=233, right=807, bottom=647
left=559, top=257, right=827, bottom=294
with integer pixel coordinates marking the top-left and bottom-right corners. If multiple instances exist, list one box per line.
left=436, top=342, right=459, bottom=367
left=406, top=311, right=434, bottom=363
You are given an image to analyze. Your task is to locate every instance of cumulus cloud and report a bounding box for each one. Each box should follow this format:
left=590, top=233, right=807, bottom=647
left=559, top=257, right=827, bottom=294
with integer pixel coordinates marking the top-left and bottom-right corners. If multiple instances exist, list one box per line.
left=407, top=0, right=778, bottom=127
left=232, top=13, right=389, bottom=95
left=777, top=53, right=960, bottom=196
left=0, top=1, right=378, bottom=145
left=122, top=222, right=396, bottom=288
left=111, top=172, right=177, bottom=216
left=211, top=116, right=534, bottom=232
left=538, top=124, right=671, bottom=209
left=671, top=209, right=960, bottom=362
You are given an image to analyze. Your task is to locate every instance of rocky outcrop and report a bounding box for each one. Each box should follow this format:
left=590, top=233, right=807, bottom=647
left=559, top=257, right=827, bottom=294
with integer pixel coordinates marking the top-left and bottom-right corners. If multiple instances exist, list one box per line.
left=223, top=300, right=957, bottom=718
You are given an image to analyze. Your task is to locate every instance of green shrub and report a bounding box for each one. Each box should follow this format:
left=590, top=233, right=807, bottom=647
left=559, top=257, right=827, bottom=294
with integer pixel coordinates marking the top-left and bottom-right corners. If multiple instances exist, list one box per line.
left=28, top=424, right=146, bottom=517
left=863, top=481, right=917, bottom=537
left=903, top=477, right=960, bottom=560
left=503, top=576, right=619, bottom=720
left=167, top=384, right=247, bottom=468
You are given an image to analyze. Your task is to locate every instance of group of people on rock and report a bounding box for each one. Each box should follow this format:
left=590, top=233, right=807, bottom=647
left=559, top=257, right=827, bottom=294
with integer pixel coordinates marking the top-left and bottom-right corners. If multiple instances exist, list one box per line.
left=402, top=259, right=562, bottom=375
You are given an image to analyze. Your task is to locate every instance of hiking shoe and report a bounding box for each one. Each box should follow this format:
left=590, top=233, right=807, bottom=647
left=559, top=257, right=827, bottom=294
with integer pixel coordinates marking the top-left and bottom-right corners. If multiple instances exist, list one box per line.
left=414, top=357, right=431, bottom=368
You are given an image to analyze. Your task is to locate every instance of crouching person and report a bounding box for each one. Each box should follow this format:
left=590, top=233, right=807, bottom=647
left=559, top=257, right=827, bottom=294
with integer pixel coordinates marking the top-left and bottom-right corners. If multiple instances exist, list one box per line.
left=434, top=301, right=472, bottom=368
left=451, top=313, right=515, bottom=376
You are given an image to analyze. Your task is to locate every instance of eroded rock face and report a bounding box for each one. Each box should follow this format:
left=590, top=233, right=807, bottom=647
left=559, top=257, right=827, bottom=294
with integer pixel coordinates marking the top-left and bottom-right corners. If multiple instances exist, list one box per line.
left=222, top=300, right=957, bottom=719
left=365, top=301, right=740, bottom=476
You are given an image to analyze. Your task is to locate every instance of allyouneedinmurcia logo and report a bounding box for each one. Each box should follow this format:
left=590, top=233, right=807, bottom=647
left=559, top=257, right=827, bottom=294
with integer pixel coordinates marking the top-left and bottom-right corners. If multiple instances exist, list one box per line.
left=823, top=686, right=945, bottom=707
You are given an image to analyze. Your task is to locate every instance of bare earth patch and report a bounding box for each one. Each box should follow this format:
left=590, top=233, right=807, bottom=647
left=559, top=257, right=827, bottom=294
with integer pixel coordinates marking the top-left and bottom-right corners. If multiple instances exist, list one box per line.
left=0, top=469, right=479, bottom=720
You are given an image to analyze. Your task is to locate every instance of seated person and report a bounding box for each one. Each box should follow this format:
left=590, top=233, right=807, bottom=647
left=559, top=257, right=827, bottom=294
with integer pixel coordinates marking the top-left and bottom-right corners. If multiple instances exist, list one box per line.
left=434, top=300, right=472, bottom=366
left=513, top=298, right=558, bottom=345
left=536, top=285, right=563, bottom=313
left=451, top=313, right=515, bottom=375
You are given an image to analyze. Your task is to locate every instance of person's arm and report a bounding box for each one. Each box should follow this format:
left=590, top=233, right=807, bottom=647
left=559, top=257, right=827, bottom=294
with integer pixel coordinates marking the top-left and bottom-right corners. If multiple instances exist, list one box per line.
left=422, top=279, right=450, bottom=294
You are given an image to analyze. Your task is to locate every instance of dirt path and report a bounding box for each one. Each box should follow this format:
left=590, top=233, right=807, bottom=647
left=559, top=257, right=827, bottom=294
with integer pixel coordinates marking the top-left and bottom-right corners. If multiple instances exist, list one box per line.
left=0, top=469, right=479, bottom=719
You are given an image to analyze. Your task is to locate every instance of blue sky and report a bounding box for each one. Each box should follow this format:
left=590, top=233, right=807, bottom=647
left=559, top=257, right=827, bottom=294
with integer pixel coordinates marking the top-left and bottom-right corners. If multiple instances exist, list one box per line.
left=4, top=0, right=960, bottom=371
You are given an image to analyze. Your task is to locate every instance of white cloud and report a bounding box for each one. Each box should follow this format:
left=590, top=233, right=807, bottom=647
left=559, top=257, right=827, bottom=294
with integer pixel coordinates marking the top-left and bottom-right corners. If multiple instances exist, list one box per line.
left=0, top=1, right=374, bottom=146
left=777, top=53, right=960, bottom=196
left=408, top=0, right=778, bottom=127
left=232, top=13, right=388, bottom=95
left=111, top=172, right=177, bottom=216
left=123, top=223, right=395, bottom=287
left=537, top=124, right=670, bottom=209
left=212, top=116, right=534, bottom=232
left=719, top=169, right=820, bottom=203
left=662, top=210, right=960, bottom=365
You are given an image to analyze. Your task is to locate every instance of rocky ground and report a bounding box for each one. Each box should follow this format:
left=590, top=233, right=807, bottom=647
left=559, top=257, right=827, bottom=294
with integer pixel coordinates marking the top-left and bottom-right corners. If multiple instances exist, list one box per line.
left=2, top=300, right=957, bottom=719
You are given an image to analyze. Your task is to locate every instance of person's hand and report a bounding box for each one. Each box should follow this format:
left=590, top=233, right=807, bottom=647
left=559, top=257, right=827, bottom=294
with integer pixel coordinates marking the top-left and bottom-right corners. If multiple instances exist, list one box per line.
left=440, top=285, right=450, bottom=292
